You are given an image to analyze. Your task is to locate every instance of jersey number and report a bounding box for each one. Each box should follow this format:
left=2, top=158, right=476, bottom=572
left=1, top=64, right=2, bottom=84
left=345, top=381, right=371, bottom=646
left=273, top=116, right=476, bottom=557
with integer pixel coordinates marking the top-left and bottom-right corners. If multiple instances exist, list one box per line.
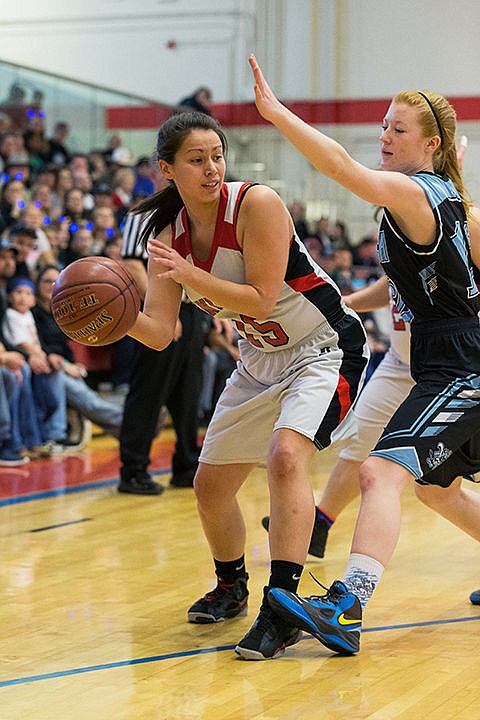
left=233, top=315, right=289, bottom=348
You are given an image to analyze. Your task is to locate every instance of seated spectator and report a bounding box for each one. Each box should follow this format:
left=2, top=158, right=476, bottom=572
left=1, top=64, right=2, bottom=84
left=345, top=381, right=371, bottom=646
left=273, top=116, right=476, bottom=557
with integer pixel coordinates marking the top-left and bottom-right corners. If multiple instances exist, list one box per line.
left=7, top=224, right=37, bottom=280
left=111, top=167, right=136, bottom=225
left=3, top=152, right=32, bottom=187
left=17, top=203, right=54, bottom=270
left=102, top=134, right=122, bottom=164
left=0, top=111, right=13, bottom=136
left=303, top=236, right=323, bottom=265
left=288, top=200, right=309, bottom=242
left=51, top=166, right=73, bottom=212
left=92, top=182, right=114, bottom=210
left=58, top=221, right=95, bottom=267
left=199, top=319, right=239, bottom=426
left=30, top=182, right=60, bottom=222
left=103, top=233, right=123, bottom=262
left=1, top=276, right=67, bottom=455
left=331, top=247, right=355, bottom=295
left=0, top=131, right=25, bottom=170
left=177, top=87, right=213, bottom=115
left=0, top=179, right=28, bottom=233
left=312, top=215, right=334, bottom=255
left=34, top=163, right=57, bottom=191
left=71, top=168, right=95, bottom=212
left=32, top=265, right=125, bottom=440
left=353, top=233, right=380, bottom=267
left=0, top=361, right=30, bottom=465
left=40, top=219, right=69, bottom=270
left=133, top=157, right=155, bottom=198
left=87, top=150, right=109, bottom=186
left=91, top=205, right=118, bottom=255
left=63, top=187, right=90, bottom=225
left=47, top=121, right=71, bottom=166
left=331, top=220, right=352, bottom=251
left=23, top=112, right=51, bottom=173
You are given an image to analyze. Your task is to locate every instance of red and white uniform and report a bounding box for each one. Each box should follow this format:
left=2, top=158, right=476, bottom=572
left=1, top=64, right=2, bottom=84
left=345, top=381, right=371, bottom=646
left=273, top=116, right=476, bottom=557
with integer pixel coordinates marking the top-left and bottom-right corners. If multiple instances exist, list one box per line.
left=171, top=182, right=369, bottom=464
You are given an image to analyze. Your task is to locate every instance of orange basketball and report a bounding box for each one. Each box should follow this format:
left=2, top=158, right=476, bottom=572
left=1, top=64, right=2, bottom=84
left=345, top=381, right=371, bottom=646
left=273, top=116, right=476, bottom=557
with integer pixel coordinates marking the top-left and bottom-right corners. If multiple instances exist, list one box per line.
left=51, top=256, right=141, bottom=346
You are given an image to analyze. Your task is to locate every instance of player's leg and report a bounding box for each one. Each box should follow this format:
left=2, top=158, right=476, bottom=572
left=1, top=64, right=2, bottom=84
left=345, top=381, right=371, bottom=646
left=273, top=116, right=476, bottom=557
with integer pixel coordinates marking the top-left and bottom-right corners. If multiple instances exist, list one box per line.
left=187, top=460, right=254, bottom=623
left=235, top=427, right=315, bottom=660
left=268, top=456, right=412, bottom=654
left=414, top=477, right=480, bottom=541
left=261, top=352, right=413, bottom=557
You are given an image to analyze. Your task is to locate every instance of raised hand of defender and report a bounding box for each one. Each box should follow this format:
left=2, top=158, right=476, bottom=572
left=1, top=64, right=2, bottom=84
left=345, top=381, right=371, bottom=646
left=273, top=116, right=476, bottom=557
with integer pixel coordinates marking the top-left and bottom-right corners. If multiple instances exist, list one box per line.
left=249, top=54, right=284, bottom=123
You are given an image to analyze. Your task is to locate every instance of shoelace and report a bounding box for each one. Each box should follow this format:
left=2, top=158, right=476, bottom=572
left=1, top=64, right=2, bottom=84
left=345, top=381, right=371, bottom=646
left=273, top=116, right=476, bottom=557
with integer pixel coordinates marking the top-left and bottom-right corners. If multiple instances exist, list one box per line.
left=305, top=572, right=340, bottom=603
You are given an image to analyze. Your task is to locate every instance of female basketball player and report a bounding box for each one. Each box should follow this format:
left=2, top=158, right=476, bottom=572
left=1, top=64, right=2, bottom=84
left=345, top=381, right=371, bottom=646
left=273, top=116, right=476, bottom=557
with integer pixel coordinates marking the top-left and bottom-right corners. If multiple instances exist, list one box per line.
left=248, top=54, right=480, bottom=655
left=126, top=110, right=369, bottom=660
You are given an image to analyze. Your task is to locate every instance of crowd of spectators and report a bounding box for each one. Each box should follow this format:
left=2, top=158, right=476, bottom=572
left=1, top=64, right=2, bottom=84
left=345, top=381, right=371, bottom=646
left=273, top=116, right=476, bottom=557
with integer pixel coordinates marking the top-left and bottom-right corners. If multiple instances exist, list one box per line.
left=0, top=88, right=151, bottom=466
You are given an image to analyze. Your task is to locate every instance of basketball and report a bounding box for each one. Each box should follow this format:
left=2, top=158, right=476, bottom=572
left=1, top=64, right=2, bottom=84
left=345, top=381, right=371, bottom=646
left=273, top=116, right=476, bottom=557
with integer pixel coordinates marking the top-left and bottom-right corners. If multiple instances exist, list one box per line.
left=50, top=256, right=141, bottom=346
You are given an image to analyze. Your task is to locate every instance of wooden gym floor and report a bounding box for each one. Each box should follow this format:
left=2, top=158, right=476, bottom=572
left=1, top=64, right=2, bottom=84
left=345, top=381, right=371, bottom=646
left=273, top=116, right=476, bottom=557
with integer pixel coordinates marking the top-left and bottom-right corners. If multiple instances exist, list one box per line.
left=1, top=428, right=479, bottom=720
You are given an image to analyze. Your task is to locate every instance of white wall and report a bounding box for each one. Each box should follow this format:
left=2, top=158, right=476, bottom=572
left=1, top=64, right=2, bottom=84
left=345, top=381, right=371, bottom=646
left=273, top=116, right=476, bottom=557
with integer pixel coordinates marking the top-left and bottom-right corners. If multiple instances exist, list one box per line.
left=1, top=0, right=479, bottom=102
left=1, top=0, right=480, bottom=241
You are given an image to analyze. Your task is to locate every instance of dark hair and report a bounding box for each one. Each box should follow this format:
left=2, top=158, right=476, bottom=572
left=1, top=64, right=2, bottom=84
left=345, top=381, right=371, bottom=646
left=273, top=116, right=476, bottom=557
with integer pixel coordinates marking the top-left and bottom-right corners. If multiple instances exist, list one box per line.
left=8, top=223, right=36, bottom=240
left=132, top=111, right=228, bottom=248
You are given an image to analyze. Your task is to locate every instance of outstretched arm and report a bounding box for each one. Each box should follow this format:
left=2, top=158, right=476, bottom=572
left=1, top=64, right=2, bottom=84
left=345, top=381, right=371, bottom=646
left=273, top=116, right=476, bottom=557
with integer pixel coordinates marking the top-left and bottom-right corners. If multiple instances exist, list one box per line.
left=248, top=54, right=428, bottom=222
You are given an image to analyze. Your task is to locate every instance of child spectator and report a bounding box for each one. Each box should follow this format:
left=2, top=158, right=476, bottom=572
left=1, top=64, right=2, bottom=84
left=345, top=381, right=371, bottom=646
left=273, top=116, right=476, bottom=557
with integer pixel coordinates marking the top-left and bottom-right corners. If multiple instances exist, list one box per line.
left=33, top=265, right=124, bottom=440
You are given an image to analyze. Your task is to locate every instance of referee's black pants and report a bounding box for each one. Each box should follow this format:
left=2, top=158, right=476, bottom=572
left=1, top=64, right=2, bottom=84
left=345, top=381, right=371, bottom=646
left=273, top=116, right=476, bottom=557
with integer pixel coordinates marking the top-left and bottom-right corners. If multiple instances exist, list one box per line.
left=119, top=302, right=205, bottom=479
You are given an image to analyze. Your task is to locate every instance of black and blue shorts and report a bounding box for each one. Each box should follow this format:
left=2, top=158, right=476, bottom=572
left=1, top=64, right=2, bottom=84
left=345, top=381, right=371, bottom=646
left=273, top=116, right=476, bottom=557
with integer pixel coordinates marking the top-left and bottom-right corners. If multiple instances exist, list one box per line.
left=370, top=317, right=480, bottom=487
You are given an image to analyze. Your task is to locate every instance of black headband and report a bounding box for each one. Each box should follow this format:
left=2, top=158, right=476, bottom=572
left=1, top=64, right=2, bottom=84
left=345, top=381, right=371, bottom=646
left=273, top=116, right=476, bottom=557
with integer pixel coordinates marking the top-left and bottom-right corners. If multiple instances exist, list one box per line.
left=418, top=91, right=444, bottom=147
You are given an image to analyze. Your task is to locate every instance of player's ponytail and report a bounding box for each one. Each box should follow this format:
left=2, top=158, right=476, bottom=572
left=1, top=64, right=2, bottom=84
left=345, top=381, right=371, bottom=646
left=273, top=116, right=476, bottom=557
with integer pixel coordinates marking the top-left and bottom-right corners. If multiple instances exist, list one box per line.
left=133, top=111, right=228, bottom=249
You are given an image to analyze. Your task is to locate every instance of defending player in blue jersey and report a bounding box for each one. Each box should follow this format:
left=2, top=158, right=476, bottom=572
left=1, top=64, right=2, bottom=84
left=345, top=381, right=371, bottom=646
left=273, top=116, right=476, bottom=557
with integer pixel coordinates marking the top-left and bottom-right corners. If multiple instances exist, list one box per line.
left=249, top=54, right=480, bottom=656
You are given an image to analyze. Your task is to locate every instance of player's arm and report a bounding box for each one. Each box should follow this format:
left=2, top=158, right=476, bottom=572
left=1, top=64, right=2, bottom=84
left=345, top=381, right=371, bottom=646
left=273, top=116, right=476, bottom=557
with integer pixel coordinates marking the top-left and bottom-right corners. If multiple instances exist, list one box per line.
left=343, top=275, right=390, bottom=313
left=127, top=226, right=182, bottom=350
left=249, top=55, right=432, bottom=235
left=120, top=258, right=148, bottom=300
left=147, top=185, right=291, bottom=319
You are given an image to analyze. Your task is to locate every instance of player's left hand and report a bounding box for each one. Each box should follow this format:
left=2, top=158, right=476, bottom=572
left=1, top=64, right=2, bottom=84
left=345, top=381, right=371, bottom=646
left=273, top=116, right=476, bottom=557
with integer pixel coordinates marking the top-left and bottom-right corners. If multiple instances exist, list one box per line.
left=249, top=54, right=285, bottom=123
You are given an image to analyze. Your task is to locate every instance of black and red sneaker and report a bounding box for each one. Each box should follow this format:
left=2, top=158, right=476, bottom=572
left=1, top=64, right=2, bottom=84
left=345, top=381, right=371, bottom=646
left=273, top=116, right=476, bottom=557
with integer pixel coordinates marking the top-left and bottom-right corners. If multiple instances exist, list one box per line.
left=187, top=575, right=249, bottom=623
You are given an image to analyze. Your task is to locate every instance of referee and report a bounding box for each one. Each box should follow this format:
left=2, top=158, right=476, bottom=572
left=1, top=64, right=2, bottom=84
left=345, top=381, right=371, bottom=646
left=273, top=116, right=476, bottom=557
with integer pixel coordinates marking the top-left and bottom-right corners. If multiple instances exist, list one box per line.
left=118, top=210, right=205, bottom=494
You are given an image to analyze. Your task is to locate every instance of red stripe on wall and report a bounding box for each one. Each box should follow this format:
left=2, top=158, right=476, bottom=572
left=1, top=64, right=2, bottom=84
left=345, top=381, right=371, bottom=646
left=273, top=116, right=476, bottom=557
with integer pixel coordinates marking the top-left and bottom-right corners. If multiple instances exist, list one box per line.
left=106, top=96, right=480, bottom=130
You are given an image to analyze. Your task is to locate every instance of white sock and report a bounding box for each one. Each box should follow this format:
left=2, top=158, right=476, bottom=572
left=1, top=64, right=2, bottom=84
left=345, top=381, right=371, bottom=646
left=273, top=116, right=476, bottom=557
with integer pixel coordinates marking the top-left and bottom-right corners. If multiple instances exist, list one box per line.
left=342, top=553, right=384, bottom=610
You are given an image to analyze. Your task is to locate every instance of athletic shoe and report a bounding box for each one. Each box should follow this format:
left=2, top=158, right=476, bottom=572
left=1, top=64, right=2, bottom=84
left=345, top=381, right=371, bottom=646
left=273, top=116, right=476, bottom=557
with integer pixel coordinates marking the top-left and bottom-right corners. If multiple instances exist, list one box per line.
left=118, top=471, right=164, bottom=495
left=470, top=588, right=480, bottom=605
left=235, top=590, right=302, bottom=660
left=188, top=575, right=249, bottom=623
left=268, top=579, right=362, bottom=654
left=0, top=448, right=30, bottom=466
left=261, top=511, right=330, bottom=558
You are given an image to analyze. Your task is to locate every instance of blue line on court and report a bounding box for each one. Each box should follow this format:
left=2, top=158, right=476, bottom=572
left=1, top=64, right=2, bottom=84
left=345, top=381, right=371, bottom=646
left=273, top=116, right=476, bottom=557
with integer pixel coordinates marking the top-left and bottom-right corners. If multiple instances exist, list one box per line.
left=1, top=615, right=479, bottom=688
left=0, top=470, right=169, bottom=507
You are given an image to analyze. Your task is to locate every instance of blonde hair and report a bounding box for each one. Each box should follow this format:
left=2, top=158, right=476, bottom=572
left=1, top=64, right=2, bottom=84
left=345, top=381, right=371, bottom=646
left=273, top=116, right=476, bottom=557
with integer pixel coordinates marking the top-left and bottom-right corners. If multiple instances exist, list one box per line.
left=394, top=90, right=470, bottom=216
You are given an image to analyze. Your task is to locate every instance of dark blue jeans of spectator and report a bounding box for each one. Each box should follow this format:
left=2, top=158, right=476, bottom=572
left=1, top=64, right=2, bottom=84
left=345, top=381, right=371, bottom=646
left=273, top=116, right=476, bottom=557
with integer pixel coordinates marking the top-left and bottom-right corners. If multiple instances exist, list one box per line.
left=7, top=365, right=43, bottom=451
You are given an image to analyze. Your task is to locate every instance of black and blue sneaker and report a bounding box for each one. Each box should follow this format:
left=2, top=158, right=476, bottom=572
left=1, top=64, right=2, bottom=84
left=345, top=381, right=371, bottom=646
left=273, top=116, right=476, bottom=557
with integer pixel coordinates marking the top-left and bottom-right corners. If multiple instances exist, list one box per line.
left=268, top=579, right=362, bottom=655
left=470, top=588, right=480, bottom=605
